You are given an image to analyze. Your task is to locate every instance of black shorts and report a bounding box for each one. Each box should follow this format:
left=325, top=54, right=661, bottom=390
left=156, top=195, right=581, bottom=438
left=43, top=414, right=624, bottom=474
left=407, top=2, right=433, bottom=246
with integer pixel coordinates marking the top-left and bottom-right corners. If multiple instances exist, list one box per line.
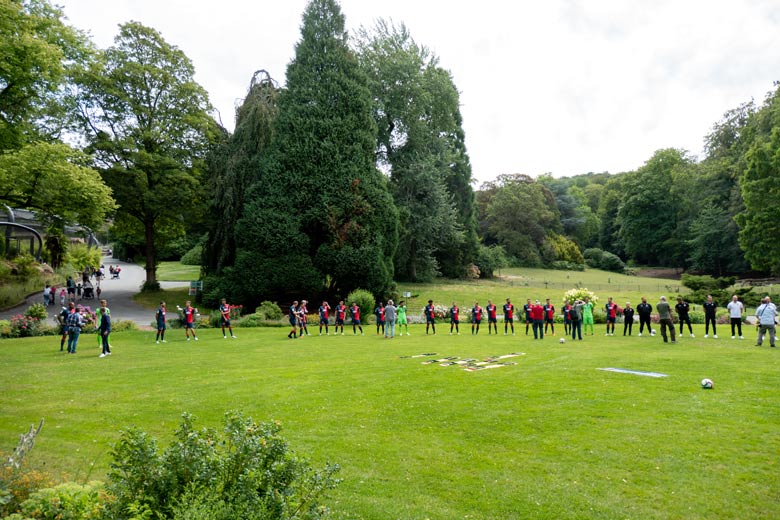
left=353, top=319, right=361, bottom=325
left=336, top=318, right=344, bottom=325
left=376, top=319, right=385, bottom=325
left=451, top=319, right=459, bottom=324
left=488, top=317, right=496, bottom=323
left=320, top=318, right=328, bottom=325
left=545, top=317, right=555, bottom=323
left=607, top=317, right=616, bottom=324
left=426, top=317, right=435, bottom=324
left=221, top=317, right=231, bottom=326
left=505, top=317, right=514, bottom=323
left=185, top=322, right=195, bottom=329
left=473, top=319, right=481, bottom=325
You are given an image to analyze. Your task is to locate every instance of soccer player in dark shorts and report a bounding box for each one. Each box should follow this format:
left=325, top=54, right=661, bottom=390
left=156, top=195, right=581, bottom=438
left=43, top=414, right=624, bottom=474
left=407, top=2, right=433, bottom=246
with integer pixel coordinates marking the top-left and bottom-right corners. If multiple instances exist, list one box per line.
left=471, top=302, right=482, bottom=335
left=449, top=302, right=460, bottom=335
left=220, top=298, right=237, bottom=339
left=318, top=301, right=331, bottom=335
left=676, top=296, right=694, bottom=337
left=350, top=302, right=364, bottom=335
left=181, top=300, right=199, bottom=341
left=503, top=298, right=515, bottom=335
left=543, top=298, right=555, bottom=335
left=523, top=298, right=532, bottom=335
left=563, top=302, right=572, bottom=335
left=58, top=305, right=71, bottom=351
left=288, top=301, right=299, bottom=339
left=486, top=300, right=497, bottom=334
left=374, top=302, right=385, bottom=335
left=155, top=301, right=167, bottom=343
left=605, top=297, right=617, bottom=336
left=334, top=300, right=346, bottom=335
left=425, top=300, right=436, bottom=335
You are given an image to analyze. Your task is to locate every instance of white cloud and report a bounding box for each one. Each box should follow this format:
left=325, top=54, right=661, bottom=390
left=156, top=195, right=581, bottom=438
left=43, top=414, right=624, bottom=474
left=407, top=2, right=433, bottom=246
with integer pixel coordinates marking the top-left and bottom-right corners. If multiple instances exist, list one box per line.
left=59, top=0, right=780, bottom=183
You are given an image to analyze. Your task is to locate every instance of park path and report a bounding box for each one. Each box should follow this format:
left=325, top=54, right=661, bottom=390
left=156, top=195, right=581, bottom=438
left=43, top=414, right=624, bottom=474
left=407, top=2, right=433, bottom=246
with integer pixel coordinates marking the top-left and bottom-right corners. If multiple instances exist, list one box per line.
left=0, top=257, right=188, bottom=327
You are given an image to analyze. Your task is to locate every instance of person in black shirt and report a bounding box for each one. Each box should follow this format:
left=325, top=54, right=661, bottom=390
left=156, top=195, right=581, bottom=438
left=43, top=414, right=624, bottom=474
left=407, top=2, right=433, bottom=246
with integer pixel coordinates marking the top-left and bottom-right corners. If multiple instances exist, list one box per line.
left=675, top=296, right=694, bottom=337
left=636, top=297, right=653, bottom=336
left=623, top=302, right=635, bottom=336
left=703, top=295, right=718, bottom=338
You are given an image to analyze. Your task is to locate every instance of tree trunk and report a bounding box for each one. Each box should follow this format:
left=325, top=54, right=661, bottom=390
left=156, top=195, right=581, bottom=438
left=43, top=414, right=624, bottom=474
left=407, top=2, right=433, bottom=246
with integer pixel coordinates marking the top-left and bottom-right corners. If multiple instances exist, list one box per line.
left=144, top=216, right=158, bottom=289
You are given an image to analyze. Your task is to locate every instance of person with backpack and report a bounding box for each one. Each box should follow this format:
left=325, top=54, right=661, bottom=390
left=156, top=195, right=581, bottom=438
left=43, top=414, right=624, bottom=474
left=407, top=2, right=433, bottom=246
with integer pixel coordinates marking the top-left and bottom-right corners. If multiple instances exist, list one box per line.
left=66, top=302, right=84, bottom=354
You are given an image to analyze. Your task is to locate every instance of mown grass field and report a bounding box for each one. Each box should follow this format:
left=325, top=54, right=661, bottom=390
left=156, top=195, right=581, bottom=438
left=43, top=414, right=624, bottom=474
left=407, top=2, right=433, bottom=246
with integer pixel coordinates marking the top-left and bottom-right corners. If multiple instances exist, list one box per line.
left=2, top=325, right=778, bottom=519
left=155, top=261, right=201, bottom=282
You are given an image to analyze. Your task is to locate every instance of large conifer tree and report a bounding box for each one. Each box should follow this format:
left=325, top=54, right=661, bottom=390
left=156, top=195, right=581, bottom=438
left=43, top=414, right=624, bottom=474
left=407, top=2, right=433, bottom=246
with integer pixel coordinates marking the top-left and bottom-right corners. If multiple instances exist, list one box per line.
left=232, top=0, right=397, bottom=302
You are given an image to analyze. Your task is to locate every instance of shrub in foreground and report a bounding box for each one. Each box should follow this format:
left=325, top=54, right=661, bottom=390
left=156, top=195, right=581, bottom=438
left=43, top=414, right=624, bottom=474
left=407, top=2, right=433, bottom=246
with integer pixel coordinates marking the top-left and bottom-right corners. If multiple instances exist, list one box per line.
left=106, top=411, right=340, bottom=520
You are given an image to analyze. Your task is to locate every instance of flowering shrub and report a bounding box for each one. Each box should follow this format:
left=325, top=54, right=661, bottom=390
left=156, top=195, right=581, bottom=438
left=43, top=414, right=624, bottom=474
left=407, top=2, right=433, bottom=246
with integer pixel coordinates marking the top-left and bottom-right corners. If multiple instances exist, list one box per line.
left=228, top=303, right=243, bottom=320
left=9, top=314, right=42, bottom=338
left=563, top=288, right=599, bottom=305
left=420, top=304, right=448, bottom=319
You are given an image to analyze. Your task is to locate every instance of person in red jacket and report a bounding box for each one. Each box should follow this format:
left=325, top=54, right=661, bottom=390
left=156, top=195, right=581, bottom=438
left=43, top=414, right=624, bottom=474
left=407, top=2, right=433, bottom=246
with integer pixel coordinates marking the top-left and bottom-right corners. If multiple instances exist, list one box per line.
left=543, top=298, right=556, bottom=336
left=605, top=297, right=618, bottom=336
left=531, top=300, right=545, bottom=339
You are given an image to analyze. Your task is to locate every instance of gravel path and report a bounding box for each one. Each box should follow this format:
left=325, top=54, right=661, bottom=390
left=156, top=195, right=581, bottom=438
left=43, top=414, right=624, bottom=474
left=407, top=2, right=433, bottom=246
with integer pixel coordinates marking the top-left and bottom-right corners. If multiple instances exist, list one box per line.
left=0, top=256, right=188, bottom=327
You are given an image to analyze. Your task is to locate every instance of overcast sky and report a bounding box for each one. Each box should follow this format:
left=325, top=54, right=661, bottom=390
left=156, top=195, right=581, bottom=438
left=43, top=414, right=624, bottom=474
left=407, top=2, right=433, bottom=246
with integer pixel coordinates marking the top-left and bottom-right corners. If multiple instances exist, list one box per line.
left=59, top=0, right=780, bottom=184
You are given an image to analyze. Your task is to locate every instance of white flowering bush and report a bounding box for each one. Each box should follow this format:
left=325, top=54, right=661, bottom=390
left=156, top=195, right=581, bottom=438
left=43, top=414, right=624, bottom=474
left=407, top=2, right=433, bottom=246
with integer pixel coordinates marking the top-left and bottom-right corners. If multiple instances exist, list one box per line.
left=563, top=288, right=599, bottom=304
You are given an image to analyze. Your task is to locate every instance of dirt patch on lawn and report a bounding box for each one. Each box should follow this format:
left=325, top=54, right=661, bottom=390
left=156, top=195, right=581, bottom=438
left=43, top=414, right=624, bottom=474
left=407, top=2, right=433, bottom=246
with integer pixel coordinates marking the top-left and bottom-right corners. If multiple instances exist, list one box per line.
left=634, top=268, right=683, bottom=280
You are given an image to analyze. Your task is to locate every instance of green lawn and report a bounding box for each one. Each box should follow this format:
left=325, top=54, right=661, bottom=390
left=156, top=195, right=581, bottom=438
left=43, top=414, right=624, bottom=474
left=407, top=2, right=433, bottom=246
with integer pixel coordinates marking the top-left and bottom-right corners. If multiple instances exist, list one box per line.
left=2, top=326, right=778, bottom=519
left=132, top=287, right=190, bottom=310
left=155, top=261, right=200, bottom=282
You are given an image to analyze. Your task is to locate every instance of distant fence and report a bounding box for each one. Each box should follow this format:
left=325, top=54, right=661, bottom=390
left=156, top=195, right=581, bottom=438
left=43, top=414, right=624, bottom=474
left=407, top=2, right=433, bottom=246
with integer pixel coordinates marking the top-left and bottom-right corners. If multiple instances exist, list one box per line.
left=498, top=280, right=686, bottom=294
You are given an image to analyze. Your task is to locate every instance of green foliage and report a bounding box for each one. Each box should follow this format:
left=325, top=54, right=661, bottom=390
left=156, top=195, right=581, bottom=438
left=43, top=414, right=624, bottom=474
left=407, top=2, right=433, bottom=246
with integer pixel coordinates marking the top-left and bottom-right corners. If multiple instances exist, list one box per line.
left=474, top=244, right=509, bottom=278
left=65, top=244, right=101, bottom=271
left=1, top=420, right=49, bottom=517
left=583, top=248, right=626, bottom=273
left=205, top=71, right=279, bottom=275
left=478, top=174, right=560, bottom=266
left=543, top=233, right=584, bottom=265
left=0, top=143, right=116, bottom=231
left=24, top=303, right=47, bottom=320
left=346, top=288, right=375, bottom=321
left=231, top=0, right=398, bottom=303
left=680, top=274, right=735, bottom=292
left=180, top=244, right=203, bottom=266
left=73, top=21, right=215, bottom=287
left=105, top=412, right=339, bottom=520
left=12, top=481, right=106, bottom=520
left=356, top=20, right=477, bottom=281
left=0, top=0, right=93, bottom=150
left=550, top=261, right=585, bottom=272
left=737, top=125, right=780, bottom=275
left=255, top=301, right=283, bottom=321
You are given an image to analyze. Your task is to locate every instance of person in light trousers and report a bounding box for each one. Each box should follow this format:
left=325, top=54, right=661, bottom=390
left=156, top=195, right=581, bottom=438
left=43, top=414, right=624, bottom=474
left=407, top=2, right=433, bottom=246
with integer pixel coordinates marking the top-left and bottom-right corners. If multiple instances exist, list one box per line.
left=384, top=300, right=397, bottom=339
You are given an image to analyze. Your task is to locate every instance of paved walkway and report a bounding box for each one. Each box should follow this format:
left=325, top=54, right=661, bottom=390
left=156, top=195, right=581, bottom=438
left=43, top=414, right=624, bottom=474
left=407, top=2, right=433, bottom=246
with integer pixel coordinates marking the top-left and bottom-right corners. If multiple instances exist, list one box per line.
left=0, top=256, right=188, bottom=327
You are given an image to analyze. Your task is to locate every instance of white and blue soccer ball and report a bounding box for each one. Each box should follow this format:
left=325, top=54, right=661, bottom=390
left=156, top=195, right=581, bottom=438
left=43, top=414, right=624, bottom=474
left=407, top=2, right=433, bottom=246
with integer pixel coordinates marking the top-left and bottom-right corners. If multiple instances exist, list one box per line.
left=559, top=337, right=565, bottom=344
left=701, top=378, right=714, bottom=389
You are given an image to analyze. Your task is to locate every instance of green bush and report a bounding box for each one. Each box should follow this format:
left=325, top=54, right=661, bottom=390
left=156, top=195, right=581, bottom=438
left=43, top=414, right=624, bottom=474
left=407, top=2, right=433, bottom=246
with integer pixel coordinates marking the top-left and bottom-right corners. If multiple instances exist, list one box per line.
left=180, top=244, right=203, bottom=266
left=66, top=244, right=101, bottom=272
left=255, top=301, right=283, bottom=320
left=475, top=244, right=509, bottom=279
left=105, top=412, right=339, bottom=520
left=13, top=481, right=106, bottom=519
left=24, top=303, right=47, bottom=320
left=681, top=274, right=735, bottom=292
left=551, top=261, right=585, bottom=271
left=346, top=289, right=375, bottom=323
left=110, top=320, right=138, bottom=333
left=583, top=248, right=625, bottom=273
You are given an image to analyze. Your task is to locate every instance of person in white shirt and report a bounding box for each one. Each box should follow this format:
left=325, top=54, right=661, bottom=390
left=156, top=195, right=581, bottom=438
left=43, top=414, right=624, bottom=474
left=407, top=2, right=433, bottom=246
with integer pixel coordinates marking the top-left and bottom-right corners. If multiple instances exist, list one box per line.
left=726, top=295, right=744, bottom=339
left=755, top=296, right=777, bottom=348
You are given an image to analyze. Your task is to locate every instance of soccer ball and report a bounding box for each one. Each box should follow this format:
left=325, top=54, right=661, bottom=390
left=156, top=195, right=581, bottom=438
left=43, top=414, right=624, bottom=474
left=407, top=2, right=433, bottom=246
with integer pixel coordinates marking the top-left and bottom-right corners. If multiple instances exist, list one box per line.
left=559, top=337, right=565, bottom=344
left=701, top=378, right=714, bottom=389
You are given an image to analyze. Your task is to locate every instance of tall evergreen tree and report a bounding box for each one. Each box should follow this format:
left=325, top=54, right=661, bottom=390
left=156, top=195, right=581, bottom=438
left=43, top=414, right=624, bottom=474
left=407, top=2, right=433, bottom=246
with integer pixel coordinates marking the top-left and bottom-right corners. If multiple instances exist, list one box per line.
left=232, top=0, right=398, bottom=302
left=205, top=70, right=279, bottom=275
left=357, top=20, right=477, bottom=281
